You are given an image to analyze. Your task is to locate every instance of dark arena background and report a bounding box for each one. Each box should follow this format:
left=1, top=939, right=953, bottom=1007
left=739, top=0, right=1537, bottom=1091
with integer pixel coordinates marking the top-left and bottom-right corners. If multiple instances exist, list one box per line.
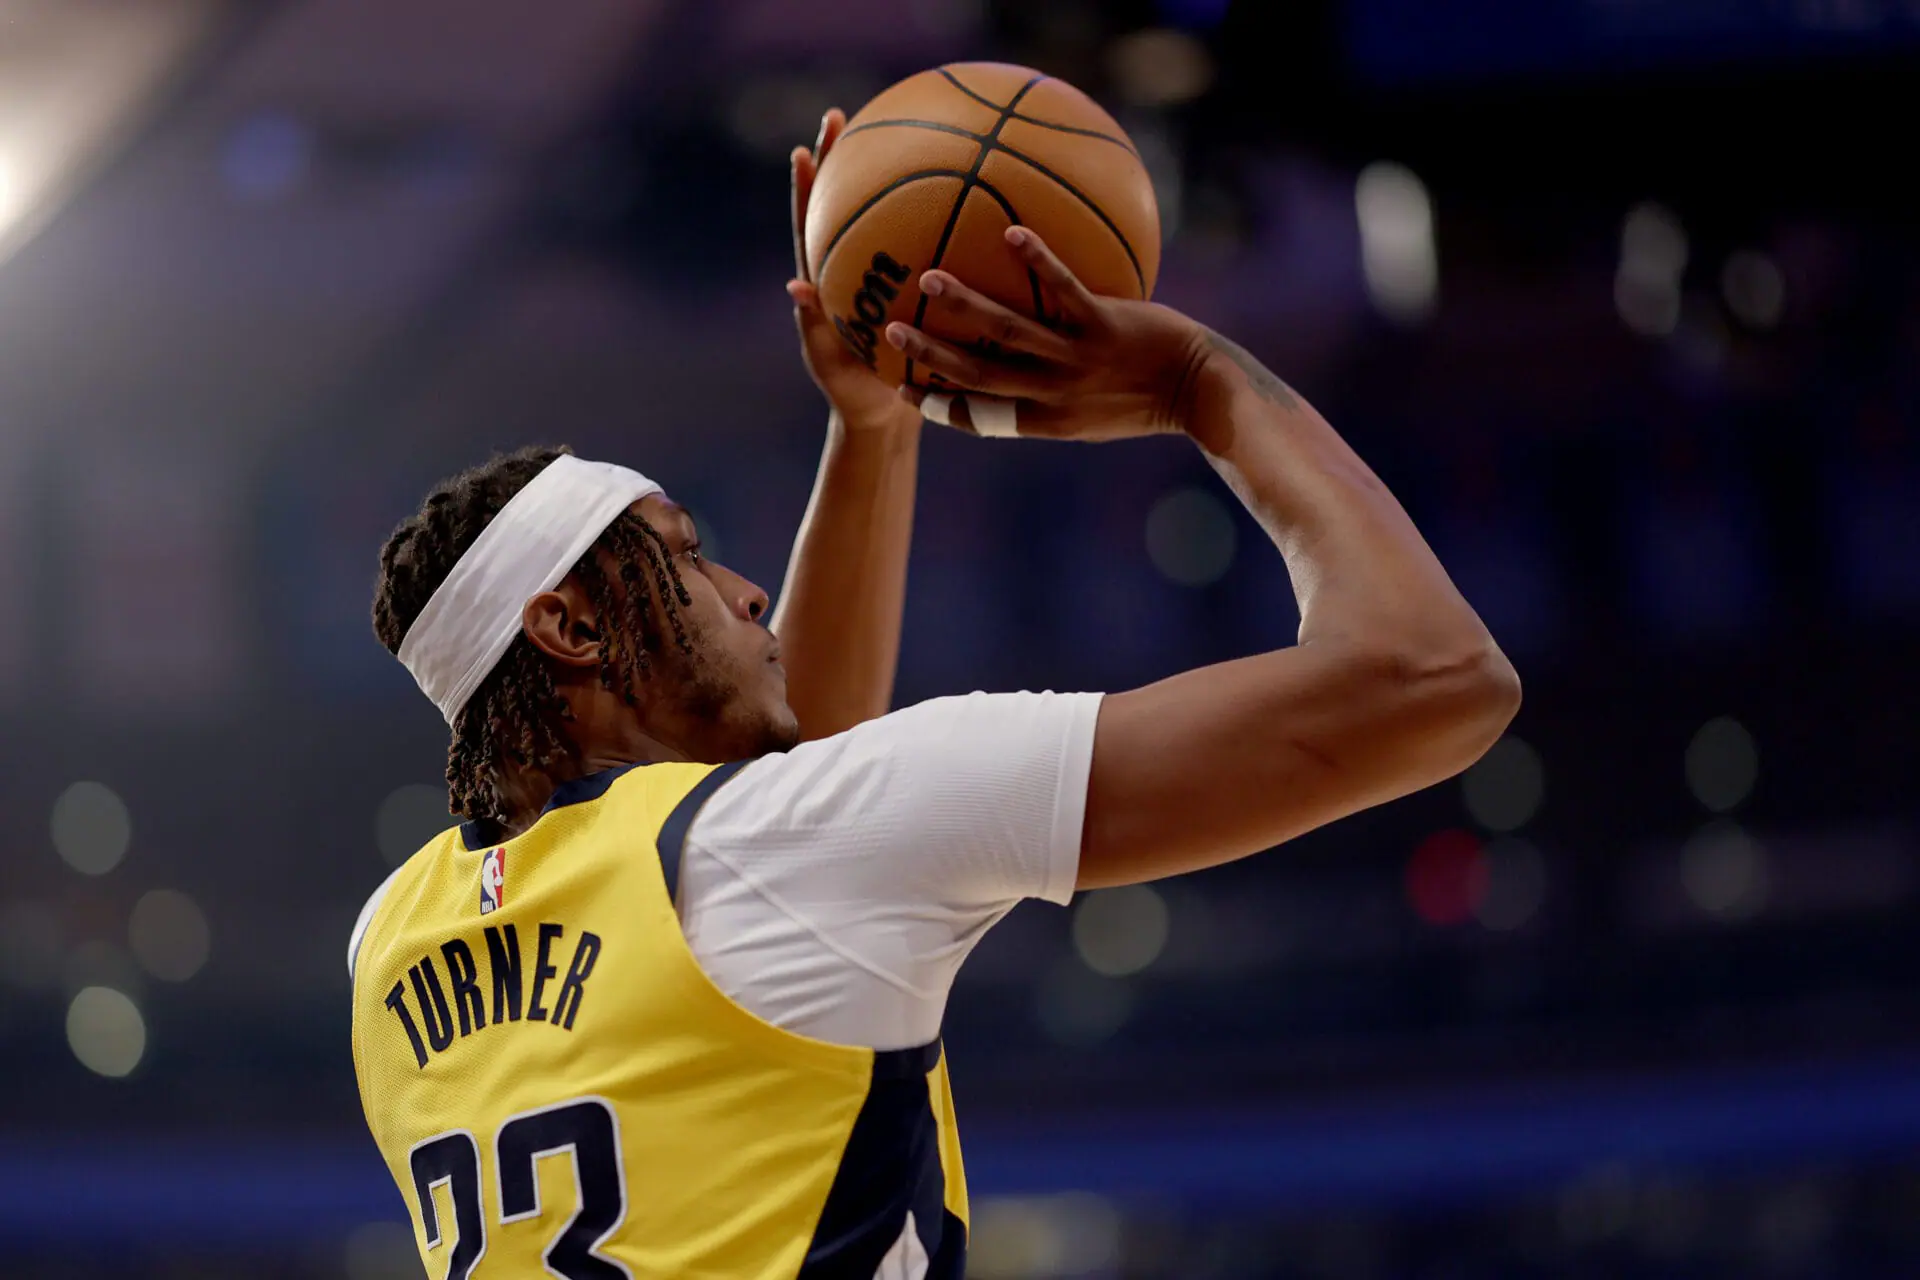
left=3, top=1, right=1919, bottom=1276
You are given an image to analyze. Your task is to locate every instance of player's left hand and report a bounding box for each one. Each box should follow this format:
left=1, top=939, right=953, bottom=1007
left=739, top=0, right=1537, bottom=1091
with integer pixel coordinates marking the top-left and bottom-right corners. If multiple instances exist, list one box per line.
left=887, top=227, right=1212, bottom=443
left=788, top=110, right=921, bottom=434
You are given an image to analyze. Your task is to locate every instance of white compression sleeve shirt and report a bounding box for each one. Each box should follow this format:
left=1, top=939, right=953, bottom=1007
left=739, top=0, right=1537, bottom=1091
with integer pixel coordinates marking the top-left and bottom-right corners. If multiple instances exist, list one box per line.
left=347, top=691, right=1103, bottom=1047
left=676, top=690, right=1102, bottom=1050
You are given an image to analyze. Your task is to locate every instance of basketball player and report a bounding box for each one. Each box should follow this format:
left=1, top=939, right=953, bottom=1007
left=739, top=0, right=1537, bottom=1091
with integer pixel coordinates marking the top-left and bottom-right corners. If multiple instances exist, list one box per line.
left=348, top=111, right=1520, bottom=1279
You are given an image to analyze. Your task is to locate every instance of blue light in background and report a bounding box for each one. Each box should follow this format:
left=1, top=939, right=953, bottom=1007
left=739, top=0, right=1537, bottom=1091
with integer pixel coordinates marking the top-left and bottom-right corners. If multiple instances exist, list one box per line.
left=11, top=1053, right=1920, bottom=1244
left=1157, top=0, right=1232, bottom=31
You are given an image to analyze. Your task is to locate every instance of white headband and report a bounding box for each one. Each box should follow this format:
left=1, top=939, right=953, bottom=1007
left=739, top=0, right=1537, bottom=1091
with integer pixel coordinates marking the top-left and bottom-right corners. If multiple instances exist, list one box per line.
left=398, top=455, right=663, bottom=725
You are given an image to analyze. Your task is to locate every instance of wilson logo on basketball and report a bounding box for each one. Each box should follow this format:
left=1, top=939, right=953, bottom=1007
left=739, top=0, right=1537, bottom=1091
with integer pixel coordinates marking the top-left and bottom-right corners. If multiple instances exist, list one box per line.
left=831, top=251, right=913, bottom=368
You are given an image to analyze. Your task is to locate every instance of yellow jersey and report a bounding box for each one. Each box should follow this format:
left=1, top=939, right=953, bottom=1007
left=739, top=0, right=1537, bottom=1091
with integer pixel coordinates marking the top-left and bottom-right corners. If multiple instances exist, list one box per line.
left=350, top=760, right=969, bottom=1279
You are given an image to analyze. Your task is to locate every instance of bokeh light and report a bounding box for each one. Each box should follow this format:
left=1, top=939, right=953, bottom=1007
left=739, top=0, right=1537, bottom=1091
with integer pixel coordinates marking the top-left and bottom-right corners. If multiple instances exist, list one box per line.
left=1460, top=735, right=1545, bottom=832
left=971, top=1193, right=1124, bottom=1279
left=1622, top=202, right=1688, bottom=277
left=1474, top=838, right=1548, bottom=932
left=66, top=986, right=147, bottom=1078
left=51, top=780, right=132, bottom=875
left=1106, top=29, right=1214, bottom=107
left=1144, top=487, right=1236, bottom=587
left=1680, top=821, right=1770, bottom=920
left=1616, top=202, right=1687, bottom=337
left=1405, top=829, right=1488, bottom=926
left=1356, top=161, right=1438, bottom=323
left=1685, top=716, right=1759, bottom=813
left=1721, top=250, right=1786, bottom=329
left=343, top=1220, right=422, bottom=1280
left=129, top=889, right=212, bottom=983
left=1037, top=962, right=1133, bottom=1046
left=376, top=784, right=454, bottom=865
left=1072, top=885, right=1170, bottom=977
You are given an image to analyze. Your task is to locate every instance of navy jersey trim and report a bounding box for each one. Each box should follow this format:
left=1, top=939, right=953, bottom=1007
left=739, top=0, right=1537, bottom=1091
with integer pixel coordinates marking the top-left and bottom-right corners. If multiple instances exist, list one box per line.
left=797, top=1040, right=964, bottom=1279
left=458, top=763, right=652, bottom=851
left=655, top=759, right=751, bottom=904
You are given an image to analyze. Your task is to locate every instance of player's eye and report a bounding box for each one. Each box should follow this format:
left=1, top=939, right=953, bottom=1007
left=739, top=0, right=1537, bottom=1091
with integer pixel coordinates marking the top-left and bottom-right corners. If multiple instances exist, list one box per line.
left=682, top=543, right=703, bottom=567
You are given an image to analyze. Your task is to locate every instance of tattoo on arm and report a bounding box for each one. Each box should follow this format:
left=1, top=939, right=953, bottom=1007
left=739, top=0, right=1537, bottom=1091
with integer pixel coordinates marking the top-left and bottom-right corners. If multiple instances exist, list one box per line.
left=1206, top=330, right=1300, bottom=411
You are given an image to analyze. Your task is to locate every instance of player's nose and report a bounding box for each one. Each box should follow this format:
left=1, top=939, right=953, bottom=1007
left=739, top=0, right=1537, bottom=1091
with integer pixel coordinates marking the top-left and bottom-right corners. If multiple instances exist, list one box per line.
left=712, top=561, right=769, bottom=623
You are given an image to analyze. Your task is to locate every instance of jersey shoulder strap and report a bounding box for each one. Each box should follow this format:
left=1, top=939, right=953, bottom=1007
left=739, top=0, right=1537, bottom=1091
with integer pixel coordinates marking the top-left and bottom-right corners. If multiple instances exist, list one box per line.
left=650, top=759, right=754, bottom=902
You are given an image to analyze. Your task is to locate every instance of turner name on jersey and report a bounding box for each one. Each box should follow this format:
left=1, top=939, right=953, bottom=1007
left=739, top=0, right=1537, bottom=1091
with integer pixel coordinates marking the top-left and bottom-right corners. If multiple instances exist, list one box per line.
left=350, top=697, right=1105, bottom=1278
left=380, top=920, right=602, bottom=1068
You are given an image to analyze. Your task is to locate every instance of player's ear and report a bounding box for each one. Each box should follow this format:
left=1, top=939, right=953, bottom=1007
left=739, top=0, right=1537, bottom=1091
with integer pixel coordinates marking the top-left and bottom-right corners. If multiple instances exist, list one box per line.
left=521, top=583, right=603, bottom=670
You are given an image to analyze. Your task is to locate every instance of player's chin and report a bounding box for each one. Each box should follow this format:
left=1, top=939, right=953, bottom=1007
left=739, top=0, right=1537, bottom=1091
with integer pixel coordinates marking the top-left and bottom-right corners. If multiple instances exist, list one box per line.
left=758, top=680, right=802, bottom=754
left=764, top=704, right=803, bottom=755
left=727, top=670, right=800, bottom=757
left=704, top=696, right=797, bottom=762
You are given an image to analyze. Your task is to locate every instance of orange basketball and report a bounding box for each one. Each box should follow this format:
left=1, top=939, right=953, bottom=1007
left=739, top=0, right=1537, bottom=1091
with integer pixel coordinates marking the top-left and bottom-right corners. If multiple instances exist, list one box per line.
left=803, top=62, right=1161, bottom=391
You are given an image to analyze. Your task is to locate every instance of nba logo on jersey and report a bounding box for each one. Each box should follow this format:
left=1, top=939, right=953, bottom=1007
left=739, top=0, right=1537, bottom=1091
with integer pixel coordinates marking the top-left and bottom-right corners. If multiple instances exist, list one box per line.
left=479, top=847, right=506, bottom=915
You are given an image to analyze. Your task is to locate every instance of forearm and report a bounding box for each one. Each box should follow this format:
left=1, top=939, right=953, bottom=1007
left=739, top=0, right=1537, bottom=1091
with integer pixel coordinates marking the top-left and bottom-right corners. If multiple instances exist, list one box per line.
left=1186, top=333, right=1497, bottom=662
left=1078, top=337, right=1519, bottom=888
left=1178, top=331, right=1518, bottom=788
left=769, top=409, right=922, bottom=740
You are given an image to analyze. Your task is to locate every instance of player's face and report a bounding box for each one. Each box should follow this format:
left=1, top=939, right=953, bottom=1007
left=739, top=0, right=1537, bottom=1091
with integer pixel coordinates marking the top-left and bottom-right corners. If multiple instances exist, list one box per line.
left=626, top=495, right=800, bottom=761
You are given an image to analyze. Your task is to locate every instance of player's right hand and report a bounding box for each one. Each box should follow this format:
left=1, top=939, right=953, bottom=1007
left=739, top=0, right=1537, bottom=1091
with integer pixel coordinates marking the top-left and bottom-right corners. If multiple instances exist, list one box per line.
left=886, top=226, right=1212, bottom=443
left=789, top=110, right=922, bottom=434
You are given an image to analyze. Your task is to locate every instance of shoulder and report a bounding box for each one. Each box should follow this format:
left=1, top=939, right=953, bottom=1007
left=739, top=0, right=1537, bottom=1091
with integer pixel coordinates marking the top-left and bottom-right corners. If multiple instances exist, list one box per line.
left=690, top=690, right=1103, bottom=852
left=695, top=693, right=1044, bottom=816
left=735, top=690, right=1102, bottom=781
left=346, top=863, right=407, bottom=981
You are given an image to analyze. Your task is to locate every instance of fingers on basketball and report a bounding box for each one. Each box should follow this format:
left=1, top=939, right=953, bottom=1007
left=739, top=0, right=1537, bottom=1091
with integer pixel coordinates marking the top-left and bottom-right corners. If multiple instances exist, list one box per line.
left=920, top=271, right=1073, bottom=363
left=1007, top=228, right=1096, bottom=320
left=790, top=149, right=816, bottom=279
left=892, top=324, right=1052, bottom=401
left=886, top=325, right=983, bottom=388
left=793, top=111, right=848, bottom=279
left=816, top=109, right=845, bottom=159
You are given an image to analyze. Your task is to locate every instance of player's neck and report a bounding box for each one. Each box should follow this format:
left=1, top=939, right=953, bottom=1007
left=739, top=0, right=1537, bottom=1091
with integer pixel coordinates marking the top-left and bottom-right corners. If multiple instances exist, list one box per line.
left=492, top=733, right=689, bottom=839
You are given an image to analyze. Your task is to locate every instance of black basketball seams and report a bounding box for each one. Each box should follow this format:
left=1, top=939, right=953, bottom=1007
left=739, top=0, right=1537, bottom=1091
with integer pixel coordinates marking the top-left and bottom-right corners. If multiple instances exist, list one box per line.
left=964, top=174, right=1020, bottom=224
left=934, top=67, right=1140, bottom=156
left=842, top=119, right=983, bottom=145
left=934, top=66, right=1016, bottom=114
left=902, top=74, right=1044, bottom=390
left=823, top=72, right=1147, bottom=388
left=829, top=123, right=1148, bottom=301
left=989, top=141, right=1146, bottom=296
left=815, top=168, right=974, bottom=284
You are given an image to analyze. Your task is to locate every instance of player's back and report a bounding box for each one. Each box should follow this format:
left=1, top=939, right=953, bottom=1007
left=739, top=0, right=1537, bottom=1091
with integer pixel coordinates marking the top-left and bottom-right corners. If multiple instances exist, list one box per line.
left=349, top=759, right=968, bottom=1279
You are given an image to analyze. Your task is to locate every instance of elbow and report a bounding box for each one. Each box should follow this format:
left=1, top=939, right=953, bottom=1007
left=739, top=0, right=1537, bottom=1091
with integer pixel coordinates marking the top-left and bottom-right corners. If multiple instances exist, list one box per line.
left=1461, top=643, right=1523, bottom=750
left=1377, top=637, right=1523, bottom=774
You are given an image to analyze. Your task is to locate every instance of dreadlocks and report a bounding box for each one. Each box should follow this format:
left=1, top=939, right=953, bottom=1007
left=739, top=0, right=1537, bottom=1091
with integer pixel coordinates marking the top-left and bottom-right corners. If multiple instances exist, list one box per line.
left=371, top=445, right=696, bottom=825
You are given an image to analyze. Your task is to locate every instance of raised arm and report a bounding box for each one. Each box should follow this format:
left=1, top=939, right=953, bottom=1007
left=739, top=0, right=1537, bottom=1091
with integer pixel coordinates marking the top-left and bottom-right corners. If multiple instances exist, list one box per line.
left=886, top=228, right=1521, bottom=889
left=769, top=110, right=924, bottom=741
left=1079, top=333, right=1517, bottom=885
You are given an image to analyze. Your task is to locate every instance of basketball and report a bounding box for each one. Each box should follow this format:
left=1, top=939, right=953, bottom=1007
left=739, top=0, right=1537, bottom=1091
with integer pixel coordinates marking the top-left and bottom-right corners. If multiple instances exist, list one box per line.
left=803, top=62, right=1161, bottom=391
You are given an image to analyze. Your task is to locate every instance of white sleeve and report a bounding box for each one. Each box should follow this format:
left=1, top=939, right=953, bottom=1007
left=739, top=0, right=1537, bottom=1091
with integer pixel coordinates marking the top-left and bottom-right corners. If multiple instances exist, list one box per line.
left=676, top=690, right=1102, bottom=1049
left=346, top=865, right=404, bottom=981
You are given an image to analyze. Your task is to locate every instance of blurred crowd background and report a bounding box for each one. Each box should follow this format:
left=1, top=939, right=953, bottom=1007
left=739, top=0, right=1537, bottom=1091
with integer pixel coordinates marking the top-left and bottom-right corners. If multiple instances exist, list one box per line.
left=2, top=0, right=1918, bottom=1276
